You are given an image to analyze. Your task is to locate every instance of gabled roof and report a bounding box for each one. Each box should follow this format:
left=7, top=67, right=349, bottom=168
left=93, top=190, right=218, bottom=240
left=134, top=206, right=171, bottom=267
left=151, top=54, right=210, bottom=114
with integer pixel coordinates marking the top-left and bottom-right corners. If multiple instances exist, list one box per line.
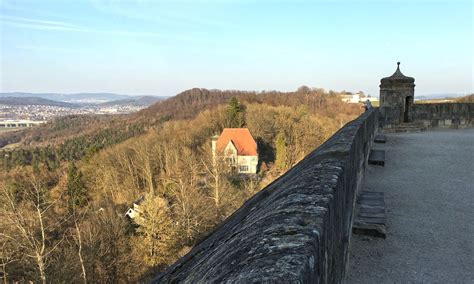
left=216, top=128, right=257, bottom=156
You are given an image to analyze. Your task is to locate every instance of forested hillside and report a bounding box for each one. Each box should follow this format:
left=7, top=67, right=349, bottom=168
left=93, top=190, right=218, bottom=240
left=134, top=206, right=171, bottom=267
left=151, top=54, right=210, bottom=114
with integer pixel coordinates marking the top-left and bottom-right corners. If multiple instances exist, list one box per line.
left=455, top=93, right=474, bottom=103
left=0, top=87, right=358, bottom=169
left=137, top=87, right=357, bottom=121
left=0, top=97, right=80, bottom=108
left=0, top=87, right=361, bottom=282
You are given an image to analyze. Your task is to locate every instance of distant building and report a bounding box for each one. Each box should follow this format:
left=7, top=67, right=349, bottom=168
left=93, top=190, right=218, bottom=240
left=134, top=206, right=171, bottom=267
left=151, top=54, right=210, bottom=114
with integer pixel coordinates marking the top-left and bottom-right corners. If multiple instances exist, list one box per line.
left=340, top=92, right=379, bottom=104
left=340, top=92, right=358, bottom=103
left=125, top=196, right=145, bottom=219
left=212, top=128, right=258, bottom=174
left=0, top=120, right=46, bottom=128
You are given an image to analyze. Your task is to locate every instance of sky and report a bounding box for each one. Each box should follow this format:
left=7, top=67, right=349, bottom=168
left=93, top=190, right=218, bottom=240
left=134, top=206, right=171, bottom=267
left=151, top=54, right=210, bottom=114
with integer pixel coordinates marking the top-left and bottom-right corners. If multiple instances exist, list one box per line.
left=0, top=0, right=473, bottom=97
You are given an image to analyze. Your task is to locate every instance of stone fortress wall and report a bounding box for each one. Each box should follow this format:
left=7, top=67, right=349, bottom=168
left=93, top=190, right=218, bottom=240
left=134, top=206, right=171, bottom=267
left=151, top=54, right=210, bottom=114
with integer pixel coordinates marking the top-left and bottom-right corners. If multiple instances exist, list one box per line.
left=151, top=63, right=473, bottom=282
left=153, top=110, right=378, bottom=283
left=412, top=103, right=474, bottom=129
left=379, top=63, right=473, bottom=131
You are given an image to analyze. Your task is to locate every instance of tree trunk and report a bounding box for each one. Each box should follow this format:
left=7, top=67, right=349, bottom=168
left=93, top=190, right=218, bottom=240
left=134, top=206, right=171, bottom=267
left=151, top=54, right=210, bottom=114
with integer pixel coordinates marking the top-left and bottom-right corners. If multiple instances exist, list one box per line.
left=75, top=220, right=87, bottom=284
left=36, top=253, right=46, bottom=284
left=214, top=172, right=219, bottom=206
left=35, top=197, right=47, bottom=284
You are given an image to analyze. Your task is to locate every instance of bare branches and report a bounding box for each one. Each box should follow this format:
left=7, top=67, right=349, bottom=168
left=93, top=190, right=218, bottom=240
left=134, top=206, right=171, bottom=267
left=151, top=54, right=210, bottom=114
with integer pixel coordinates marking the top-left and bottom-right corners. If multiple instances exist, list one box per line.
left=0, top=173, right=65, bottom=284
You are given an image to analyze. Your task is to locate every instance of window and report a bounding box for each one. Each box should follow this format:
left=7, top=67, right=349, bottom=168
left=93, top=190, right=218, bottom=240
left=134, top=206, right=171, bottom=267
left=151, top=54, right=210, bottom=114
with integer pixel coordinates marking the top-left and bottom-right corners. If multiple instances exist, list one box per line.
left=239, top=165, right=249, bottom=172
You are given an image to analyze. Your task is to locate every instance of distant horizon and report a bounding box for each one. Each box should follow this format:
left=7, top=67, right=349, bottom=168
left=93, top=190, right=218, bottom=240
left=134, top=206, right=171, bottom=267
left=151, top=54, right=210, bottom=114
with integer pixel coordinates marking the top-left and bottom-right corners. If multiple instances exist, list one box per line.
left=1, top=89, right=471, bottom=99
left=1, top=0, right=473, bottom=96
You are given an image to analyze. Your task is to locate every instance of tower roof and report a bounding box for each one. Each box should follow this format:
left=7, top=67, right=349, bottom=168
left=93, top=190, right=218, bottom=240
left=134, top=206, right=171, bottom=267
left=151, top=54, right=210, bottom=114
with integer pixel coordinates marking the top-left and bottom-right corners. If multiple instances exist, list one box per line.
left=381, top=62, right=415, bottom=85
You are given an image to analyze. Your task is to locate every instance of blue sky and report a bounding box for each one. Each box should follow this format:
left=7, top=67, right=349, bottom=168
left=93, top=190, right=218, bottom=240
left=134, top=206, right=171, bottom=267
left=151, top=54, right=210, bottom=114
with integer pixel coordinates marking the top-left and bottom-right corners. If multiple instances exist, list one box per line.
left=0, top=0, right=472, bottom=97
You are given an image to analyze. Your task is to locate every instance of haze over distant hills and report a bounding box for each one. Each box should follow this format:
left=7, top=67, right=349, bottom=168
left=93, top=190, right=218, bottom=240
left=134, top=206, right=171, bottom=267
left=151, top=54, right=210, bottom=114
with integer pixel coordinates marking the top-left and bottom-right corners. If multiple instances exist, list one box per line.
left=0, top=97, right=81, bottom=108
left=417, top=93, right=468, bottom=100
left=0, top=92, right=168, bottom=104
left=0, top=93, right=168, bottom=120
left=97, top=96, right=164, bottom=107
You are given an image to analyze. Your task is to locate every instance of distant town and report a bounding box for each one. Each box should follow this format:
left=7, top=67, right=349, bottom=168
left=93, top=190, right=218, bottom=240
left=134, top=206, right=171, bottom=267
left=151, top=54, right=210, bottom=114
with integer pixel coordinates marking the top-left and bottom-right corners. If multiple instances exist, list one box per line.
left=0, top=103, right=146, bottom=120
left=0, top=91, right=467, bottom=132
left=0, top=93, right=166, bottom=130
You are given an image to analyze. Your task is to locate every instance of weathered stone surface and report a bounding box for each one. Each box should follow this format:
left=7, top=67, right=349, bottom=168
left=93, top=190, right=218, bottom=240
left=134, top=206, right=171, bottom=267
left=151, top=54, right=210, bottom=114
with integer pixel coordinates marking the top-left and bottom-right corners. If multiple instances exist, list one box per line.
left=355, top=217, right=386, bottom=225
left=394, top=122, right=425, bottom=133
left=374, top=134, right=386, bottom=143
left=352, top=222, right=387, bottom=238
left=379, top=62, right=416, bottom=129
left=411, top=103, right=474, bottom=129
left=379, top=63, right=474, bottom=131
left=151, top=110, right=379, bottom=283
left=358, top=191, right=383, bottom=198
left=368, top=150, right=385, bottom=166
left=353, top=191, right=386, bottom=238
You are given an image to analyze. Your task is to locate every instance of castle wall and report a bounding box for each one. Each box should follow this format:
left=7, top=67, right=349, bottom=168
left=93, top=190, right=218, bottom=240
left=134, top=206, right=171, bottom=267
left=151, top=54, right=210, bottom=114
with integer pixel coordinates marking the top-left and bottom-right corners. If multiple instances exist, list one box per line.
left=152, top=109, right=379, bottom=283
left=412, top=103, right=474, bottom=129
left=380, top=86, right=414, bottom=129
left=379, top=63, right=415, bottom=129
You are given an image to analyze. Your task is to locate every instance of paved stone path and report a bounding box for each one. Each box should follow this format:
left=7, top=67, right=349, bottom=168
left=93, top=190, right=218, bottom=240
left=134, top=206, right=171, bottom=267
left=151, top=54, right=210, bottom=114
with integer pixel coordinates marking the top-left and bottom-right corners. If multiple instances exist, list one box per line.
left=347, top=128, right=474, bottom=283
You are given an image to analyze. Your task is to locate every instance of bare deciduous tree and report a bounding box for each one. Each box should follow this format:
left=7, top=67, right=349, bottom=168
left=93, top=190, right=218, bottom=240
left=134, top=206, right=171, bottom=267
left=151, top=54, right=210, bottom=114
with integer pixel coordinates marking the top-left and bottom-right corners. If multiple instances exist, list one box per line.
left=0, top=176, right=64, bottom=284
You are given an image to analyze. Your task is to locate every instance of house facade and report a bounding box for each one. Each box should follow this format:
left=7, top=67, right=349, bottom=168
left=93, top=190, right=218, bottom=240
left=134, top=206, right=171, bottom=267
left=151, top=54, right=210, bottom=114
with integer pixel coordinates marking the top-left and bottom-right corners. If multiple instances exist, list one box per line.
left=212, top=128, right=258, bottom=174
left=340, top=92, right=379, bottom=104
left=125, top=196, right=144, bottom=219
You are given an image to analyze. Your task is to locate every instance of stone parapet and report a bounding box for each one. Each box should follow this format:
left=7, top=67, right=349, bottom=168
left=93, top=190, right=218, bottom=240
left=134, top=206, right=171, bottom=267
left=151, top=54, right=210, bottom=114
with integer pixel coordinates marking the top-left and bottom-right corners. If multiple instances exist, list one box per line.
left=152, top=109, right=378, bottom=283
left=412, top=103, right=474, bottom=129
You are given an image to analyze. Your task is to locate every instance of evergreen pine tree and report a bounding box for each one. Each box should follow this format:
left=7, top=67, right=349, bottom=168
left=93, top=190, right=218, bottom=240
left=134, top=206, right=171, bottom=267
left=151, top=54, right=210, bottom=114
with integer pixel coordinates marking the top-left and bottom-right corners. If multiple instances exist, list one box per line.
left=225, top=97, right=245, bottom=128
left=66, top=162, right=87, bottom=210
left=275, top=132, right=287, bottom=171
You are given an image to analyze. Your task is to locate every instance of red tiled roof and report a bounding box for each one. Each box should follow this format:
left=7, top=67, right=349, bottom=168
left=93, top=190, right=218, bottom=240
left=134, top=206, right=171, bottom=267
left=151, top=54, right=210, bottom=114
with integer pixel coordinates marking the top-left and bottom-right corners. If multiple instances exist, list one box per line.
left=216, top=128, right=257, bottom=156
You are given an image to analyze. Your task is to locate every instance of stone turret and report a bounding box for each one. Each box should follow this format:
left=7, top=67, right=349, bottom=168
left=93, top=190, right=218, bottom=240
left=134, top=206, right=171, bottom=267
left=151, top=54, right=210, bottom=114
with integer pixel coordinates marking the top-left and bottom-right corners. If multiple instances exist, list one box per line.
left=379, top=62, right=415, bottom=129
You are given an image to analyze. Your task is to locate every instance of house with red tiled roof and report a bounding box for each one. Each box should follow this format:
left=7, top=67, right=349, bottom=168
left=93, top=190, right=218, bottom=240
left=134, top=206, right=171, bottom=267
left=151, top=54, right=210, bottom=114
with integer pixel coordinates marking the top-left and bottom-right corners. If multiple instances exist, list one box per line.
left=212, top=128, right=258, bottom=174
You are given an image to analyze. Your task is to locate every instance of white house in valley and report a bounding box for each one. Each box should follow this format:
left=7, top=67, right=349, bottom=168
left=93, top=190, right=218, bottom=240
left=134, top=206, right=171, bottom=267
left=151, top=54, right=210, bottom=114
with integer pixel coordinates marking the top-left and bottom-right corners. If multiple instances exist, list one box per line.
left=212, top=128, right=258, bottom=174
left=125, top=196, right=144, bottom=219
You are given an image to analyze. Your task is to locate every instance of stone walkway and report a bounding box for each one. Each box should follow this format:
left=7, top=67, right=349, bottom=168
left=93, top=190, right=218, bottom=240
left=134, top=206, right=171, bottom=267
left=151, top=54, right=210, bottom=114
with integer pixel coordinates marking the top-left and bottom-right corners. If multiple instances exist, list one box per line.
left=347, top=128, right=474, bottom=283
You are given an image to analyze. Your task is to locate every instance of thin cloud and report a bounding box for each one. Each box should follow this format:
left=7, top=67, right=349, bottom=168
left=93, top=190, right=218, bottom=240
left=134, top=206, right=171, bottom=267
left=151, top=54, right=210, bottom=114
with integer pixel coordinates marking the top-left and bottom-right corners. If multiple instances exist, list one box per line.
left=0, top=15, right=165, bottom=38
left=0, top=14, right=229, bottom=48
left=0, top=15, right=79, bottom=28
left=16, top=45, right=88, bottom=54
left=88, top=0, right=240, bottom=30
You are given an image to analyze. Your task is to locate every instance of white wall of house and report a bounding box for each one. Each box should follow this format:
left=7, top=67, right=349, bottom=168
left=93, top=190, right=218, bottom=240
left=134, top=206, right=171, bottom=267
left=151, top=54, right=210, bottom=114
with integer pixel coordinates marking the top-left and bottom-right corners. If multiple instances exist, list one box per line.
left=126, top=203, right=141, bottom=219
left=350, top=94, right=360, bottom=103
left=341, top=94, right=379, bottom=104
left=212, top=137, right=258, bottom=174
left=237, top=155, right=258, bottom=174
left=224, top=142, right=238, bottom=164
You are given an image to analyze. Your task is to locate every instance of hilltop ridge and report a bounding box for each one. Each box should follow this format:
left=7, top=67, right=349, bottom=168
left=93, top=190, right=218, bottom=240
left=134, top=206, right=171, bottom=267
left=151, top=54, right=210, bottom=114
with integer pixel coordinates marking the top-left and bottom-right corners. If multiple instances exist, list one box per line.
left=0, top=96, right=81, bottom=108
left=0, top=92, right=166, bottom=104
left=0, top=85, right=363, bottom=282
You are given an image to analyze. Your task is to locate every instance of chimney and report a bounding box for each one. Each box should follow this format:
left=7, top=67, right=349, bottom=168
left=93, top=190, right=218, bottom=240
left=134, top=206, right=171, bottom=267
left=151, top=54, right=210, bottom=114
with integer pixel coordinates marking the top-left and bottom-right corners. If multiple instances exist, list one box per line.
left=211, top=134, right=219, bottom=159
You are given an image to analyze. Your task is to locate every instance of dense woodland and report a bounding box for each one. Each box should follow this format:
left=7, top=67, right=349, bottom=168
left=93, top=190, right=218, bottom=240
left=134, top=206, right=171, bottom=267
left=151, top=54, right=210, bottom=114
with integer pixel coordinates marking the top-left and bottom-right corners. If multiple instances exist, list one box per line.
left=0, top=87, right=361, bottom=282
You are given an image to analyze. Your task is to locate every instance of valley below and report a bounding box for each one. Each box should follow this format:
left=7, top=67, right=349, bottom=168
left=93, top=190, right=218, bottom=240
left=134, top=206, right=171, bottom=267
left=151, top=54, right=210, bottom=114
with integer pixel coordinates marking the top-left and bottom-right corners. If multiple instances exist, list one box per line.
left=0, top=87, right=361, bottom=282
